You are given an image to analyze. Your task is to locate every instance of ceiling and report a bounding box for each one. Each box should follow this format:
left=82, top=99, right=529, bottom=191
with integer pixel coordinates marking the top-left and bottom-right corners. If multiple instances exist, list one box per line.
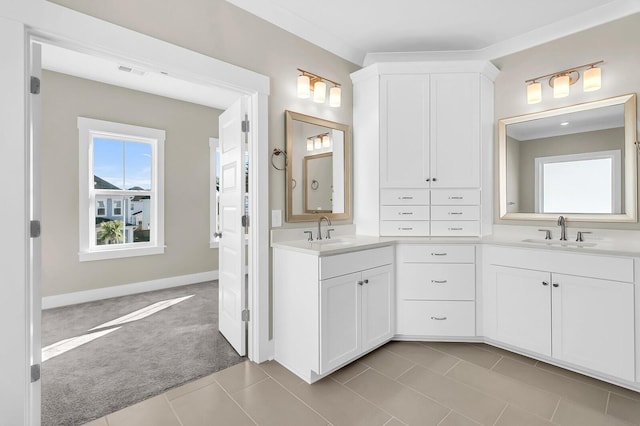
left=226, top=0, right=640, bottom=65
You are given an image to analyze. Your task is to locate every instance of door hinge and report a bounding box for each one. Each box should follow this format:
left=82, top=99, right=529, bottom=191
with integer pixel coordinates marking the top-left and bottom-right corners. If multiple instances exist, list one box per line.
left=31, top=364, right=41, bottom=383
left=241, top=115, right=250, bottom=133
left=30, top=76, right=40, bottom=95
left=241, top=309, right=250, bottom=322
left=30, top=220, right=41, bottom=238
left=242, top=215, right=250, bottom=227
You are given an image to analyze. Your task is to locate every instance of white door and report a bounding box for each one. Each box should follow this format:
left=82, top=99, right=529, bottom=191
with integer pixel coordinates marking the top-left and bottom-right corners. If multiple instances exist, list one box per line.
left=490, top=265, right=551, bottom=356
left=361, top=265, right=393, bottom=352
left=430, top=73, right=480, bottom=188
left=218, top=96, right=248, bottom=356
left=29, top=40, right=43, bottom=425
left=552, top=273, right=634, bottom=381
left=320, top=272, right=360, bottom=373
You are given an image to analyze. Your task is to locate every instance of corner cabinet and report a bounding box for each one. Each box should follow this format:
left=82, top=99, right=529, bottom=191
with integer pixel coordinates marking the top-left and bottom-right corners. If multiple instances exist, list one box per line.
left=352, top=61, right=498, bottom=237
left=483, top=245, right=635, bottom=382
left=273, top=246, right=394, bottom=383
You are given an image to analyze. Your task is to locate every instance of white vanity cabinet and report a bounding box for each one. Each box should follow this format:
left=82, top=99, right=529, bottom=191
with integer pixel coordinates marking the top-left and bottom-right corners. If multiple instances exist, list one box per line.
left=352, top=61, right=498, bottom=237
left=273, top=245, right=394, bottom=383
left=484, top=245, right=635, bottom=382
left=396, top=244, right=476, bottom=338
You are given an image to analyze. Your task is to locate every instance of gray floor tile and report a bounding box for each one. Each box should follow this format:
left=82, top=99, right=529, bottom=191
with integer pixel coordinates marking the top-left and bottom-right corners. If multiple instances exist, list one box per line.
left=383, top=341, right=459, bottom=374
left=82, top=418, right=108, bottom=426
left=398, top=365, right=506, bottom=425
left=345, top=368, right=450, bottom=425
left=422, top=342, right=502, bottom=369
left=446, top=360, right=559, bottom=419
left=359, top=347, right=416, bottom=379
left=106, top=395, right=181, bottom=426
left=170, top=382, right=255, bottom=426
left=476, top=344, right=538, bottom=366
left=492, top=357, right=609, bottom=412
left=231, top=378, right=327, bottom=426
left=291, top=377, right=392, bottom=426
left=552, top=399, right=635, bottom=426
left=165, top=373, right=218, bottom=401
left=383, top=418, right=408, bottom=426
left=258, top=360, right=304, bottom=390
left=330, top=360, right=369, bottom=384
left=495, top=405, right=554, bottom=426
left=608, top=393, right=640, bottom=424
left=438, top=411, right=482, bottom=426
left=215, top=360, right=268, bottom=394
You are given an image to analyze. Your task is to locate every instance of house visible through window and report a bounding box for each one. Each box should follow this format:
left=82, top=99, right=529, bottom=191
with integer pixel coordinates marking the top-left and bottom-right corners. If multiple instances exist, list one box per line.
left=535, top=150, right=621, bottom=214
left=78, top=117, right=165, bottom=261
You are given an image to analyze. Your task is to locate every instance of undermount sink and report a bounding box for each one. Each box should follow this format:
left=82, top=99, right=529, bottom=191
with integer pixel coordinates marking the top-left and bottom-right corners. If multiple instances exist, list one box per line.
left=310, top=238, right=357, bottom=248
left=521, top=238, right=597, bottom=248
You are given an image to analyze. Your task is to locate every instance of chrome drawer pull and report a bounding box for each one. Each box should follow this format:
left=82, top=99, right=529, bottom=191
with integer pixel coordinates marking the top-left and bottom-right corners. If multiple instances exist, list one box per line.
left=449, top=212, right=462, bottom=215
left=399, top=212, right=414, bottom=215
left=432, top=280, right=447, bottom=284
left=431, top=252, right=447, bottom=256
left=399, top=227, right=414, bottom=231
left=431, top=316, right=447, bottom=321
left=449, top=227, right=463, bottom=231
left=449, top=196, right=463, bottom=200
left=398, top=196, right=414, bottom=200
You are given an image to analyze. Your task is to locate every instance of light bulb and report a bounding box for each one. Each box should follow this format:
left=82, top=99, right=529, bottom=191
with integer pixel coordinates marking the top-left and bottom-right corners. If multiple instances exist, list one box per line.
left=297, top=75, right=310, bottom=99
left=527, top=82, right=541, bottom=104
left=313, top=81, right=326, bottom=103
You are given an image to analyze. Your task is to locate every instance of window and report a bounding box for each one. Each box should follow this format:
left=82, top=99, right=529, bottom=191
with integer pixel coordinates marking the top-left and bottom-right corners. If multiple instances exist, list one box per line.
left=78, top=117, right=165, bottom=261
left=535, top=150, right=621, bottom=214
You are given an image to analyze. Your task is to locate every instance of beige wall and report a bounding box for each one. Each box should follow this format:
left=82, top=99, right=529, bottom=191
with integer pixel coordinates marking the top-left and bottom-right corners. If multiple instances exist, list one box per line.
left=41, top=70, right=222, bottom=297
left=493, top=13, right=640, bottom=227
left=49, top=0, right=360, bottom=229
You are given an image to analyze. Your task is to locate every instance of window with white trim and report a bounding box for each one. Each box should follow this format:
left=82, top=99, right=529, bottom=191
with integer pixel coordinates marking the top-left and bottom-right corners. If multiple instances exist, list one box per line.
left=78, top=117, right=165, bottom=261
left=534, top=150, right=621, bottom=214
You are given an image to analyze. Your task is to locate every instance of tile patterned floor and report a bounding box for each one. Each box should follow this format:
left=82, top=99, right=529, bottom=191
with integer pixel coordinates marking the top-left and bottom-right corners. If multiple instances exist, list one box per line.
left=84, top=342, right=640, bottom=426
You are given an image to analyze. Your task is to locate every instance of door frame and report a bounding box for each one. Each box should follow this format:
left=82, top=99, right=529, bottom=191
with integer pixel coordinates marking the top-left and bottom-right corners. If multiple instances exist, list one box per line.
left=0, top=2, right=271, bottom=424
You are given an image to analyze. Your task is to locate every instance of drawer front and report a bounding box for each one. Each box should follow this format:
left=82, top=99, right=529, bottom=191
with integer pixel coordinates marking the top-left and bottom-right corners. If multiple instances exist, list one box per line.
left=320, top=246, right=394, bottom=280
left=431, top=189, right=480, bottom=205
left=431, top=221, right=480, bottom=236
left=381, top=205, right=430, bottom=221
left=380, top=221, right=429, bottom=237
left=396, top=301, right=475, bottom=337
left=381, top=188, right=429, bottom=205
left=397, top=263, right=475, bottom=300
left=431, top=205, right=480, bottom=221
left=398, top=244, right=475, bottom=263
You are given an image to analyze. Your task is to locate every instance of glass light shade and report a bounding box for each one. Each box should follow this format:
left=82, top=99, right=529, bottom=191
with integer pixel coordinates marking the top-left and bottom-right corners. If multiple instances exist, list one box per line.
left=527, top=82, right=542, bottom=104
left=314, top=137, right=322, bottom=150
left=553, top=75, right=570, bottom=98
left=297, top=75, right=310, bottom=99
left=329, top=86, right=341, bottom=107
left=306, top=138, right=313, bottom=151
left=583, top=67, right=602, bottom=92
left=322, top=134, right=331, bottom=148
left=313, top=81, right=326, bottom=103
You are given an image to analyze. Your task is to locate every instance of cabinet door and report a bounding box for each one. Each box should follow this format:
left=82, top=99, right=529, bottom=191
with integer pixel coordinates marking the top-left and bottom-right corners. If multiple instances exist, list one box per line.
left=361, top=265, right=394, bottom=352
left=380, top=75, right=430, bottom=187
left=429, top=73, right=480, bottom=188
left=319, top=272, right=360, bottom=373
left=488, top=266, right=551, bottom=356
left=552, top=274, right=634, bottom=381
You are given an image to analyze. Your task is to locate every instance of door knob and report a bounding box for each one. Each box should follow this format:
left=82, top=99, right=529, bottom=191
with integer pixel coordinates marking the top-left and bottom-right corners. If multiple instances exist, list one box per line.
left=542, top=281, right=549, bottom=286
left=214, top=232, right=223, bottom=238
left=552, top=283, right=559, bottom=288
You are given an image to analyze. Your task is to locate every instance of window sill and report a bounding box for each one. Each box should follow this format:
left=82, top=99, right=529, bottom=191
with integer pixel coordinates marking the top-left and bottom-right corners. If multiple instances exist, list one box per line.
left=79, top=245, right=165, bottom=262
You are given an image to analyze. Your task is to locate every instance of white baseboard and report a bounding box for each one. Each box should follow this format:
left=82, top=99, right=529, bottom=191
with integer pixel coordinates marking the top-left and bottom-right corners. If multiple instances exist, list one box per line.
left=42, top=270, right=219, bottom=309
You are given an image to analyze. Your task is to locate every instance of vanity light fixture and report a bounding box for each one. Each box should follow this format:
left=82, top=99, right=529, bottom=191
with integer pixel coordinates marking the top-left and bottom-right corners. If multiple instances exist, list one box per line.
left=297, top=68, right=341, bottom=107
left=314, top=136, right=322, bottom=150
left=525, top=60, right=603, bottom=104
left=306, top=138, right=314, bottom=151
left=321, top=134, right=331, bottom=148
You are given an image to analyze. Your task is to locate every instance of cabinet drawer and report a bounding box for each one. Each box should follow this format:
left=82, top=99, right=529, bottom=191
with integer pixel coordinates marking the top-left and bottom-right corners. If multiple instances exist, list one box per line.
left=398, top=264, right=475, bottom=300
left=431, top=221, right=480, bottom=236
left=380, top=221, right=429, bottom=237
left=320, top=246, right=393, bottom=280
left=397, top=301, right=475, bottom=336
left=431, top=205, right=479, bottom=221
left=381, top=188, right=429, bottom=205
left=398, top=244, right=475, bottom=263
left=381, top=205, right=430, bottom=221
left=431, top=189, right=480, bottom=205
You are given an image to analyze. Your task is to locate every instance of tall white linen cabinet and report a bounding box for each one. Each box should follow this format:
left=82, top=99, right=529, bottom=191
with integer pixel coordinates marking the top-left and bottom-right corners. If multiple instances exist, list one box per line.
left=351, top=61, right=499, bottom=238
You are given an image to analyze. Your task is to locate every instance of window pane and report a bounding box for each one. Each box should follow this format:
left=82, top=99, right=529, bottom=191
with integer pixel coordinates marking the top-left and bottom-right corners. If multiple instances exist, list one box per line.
left=125, top=142, right=152, bottom=190
left=96, top=218, right=125, bottom=246
left=128, top=194, right=152, bottom=243
left=93, top=138, right=124, bottom=189
left=543, top=158, right=613, bottom=213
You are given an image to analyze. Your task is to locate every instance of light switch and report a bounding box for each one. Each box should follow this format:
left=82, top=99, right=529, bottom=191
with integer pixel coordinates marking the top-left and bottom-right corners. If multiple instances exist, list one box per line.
left=271, top=209, right=282, bottom=227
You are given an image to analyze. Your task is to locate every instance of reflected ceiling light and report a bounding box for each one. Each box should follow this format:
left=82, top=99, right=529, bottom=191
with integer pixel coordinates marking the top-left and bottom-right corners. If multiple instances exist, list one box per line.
left=524, top=61, right=603, bottom=104
left=306, top=138, right=313, bottom=151
left=296, top=68, right=341, bottom=107
left=322, top=134, right=331, bottom=148
left=314, top=137, right=322, bottom=150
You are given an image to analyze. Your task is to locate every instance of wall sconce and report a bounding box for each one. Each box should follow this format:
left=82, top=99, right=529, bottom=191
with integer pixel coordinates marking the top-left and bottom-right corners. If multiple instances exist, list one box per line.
left=297, top=68, right=341, bottom=107
left=525, top=60, right=603, bottom=104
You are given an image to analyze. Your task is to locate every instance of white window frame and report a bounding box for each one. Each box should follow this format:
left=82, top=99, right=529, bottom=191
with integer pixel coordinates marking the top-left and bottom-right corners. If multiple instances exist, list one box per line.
left=534, top=149, right=621, bottom=214
left=78, top=117, right=165, bottom=261
left=209, top=137, right=220, bottom=248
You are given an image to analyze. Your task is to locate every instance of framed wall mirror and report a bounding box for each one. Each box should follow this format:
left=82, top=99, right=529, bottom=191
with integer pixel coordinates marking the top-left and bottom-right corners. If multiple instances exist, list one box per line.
left=285, top=110, right=351, bottom=222
left=498, top=94, right=638, bottom=222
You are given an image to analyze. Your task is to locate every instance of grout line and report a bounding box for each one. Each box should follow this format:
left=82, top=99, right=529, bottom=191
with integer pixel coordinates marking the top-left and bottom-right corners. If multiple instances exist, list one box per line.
left=339, top=365, right=371, bottom=385
left=384, top=417, right=408, bottom=426
left=489, top=355, right=503, bottom=371
left=394, top=363, right=418, bottom=380
left=605, top=391, right=611, bottom=414
left=164, top=394, right=185, bottom=426
left=492, top=403, right=509, bottom=426
left=436, top=410, right=454, bottom=426
left=442, top=359, right=461, bottom=376
left=213, top=375, right=260, bottom=426
left=550, top=398, right=561, bottom=423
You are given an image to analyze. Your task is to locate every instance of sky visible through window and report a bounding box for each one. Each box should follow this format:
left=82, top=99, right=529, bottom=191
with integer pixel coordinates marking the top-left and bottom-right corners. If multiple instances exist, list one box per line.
left=93, top=137, right=152, bottom=190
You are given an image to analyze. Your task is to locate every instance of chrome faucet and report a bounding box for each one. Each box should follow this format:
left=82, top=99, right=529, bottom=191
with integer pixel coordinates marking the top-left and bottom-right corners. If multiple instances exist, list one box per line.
left=317, top=216, right=332, bottom=240
left=557, top=215, right=567, bottom=241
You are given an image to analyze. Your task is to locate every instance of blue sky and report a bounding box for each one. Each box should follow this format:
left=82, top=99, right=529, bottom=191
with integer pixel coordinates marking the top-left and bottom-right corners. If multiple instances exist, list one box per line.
left=93, top=137, right=152, bottom=190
